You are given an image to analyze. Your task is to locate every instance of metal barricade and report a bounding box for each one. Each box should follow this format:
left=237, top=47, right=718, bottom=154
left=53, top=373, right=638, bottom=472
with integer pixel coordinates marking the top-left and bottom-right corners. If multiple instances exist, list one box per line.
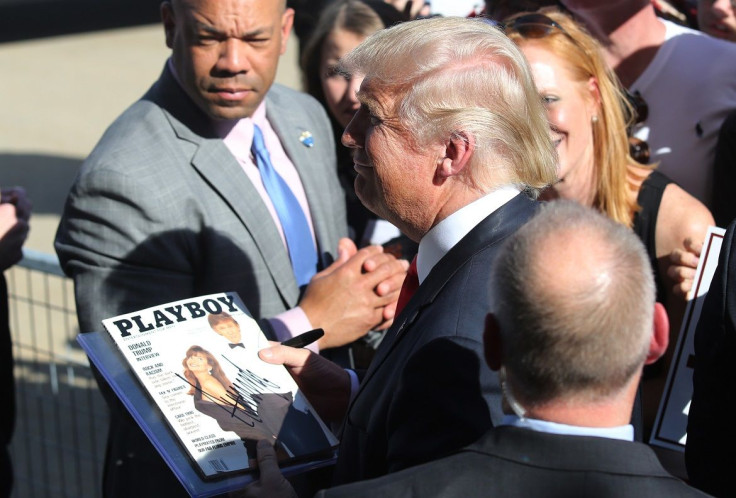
left=7, top=249, right=106, bottom=498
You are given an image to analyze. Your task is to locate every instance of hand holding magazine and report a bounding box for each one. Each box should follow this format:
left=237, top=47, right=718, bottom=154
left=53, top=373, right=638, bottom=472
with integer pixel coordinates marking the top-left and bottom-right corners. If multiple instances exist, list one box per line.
left=78, top=292, right=338, bottom=497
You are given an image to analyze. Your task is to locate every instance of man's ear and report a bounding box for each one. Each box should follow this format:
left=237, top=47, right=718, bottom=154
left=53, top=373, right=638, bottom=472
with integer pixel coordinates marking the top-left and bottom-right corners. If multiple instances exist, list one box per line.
left=161, top=1, right=176, bottom=49
left=436, top=130, right=475, bottom=180
left=280, top=8, right=295, bottom=55
left=645, top=302, right=669, bottom=365
left=483, top=313, right=503, bottom=371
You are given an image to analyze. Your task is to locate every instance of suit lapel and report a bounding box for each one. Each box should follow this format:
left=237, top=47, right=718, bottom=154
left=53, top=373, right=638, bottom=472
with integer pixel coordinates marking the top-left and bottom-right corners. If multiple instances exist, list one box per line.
left=352, top=195, right=538, bottom=401
left=190, top=141, right=300, bottom=305
left=150, top=67, right=300, bottom=306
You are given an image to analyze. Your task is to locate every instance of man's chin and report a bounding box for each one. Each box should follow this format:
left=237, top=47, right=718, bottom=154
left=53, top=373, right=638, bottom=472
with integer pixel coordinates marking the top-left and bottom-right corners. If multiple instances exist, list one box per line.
left=208, top=105, right=258, bottom=121
left=354, top=180, right=380, bottom=216
left=200, top=96, right=262, bottom=121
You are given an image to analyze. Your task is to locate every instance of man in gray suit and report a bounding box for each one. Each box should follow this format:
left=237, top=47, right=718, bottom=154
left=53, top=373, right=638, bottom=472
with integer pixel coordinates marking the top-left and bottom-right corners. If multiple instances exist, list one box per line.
left=248, top=201, right=707, bottom=498
left=54, top=0, right=406, bottom=495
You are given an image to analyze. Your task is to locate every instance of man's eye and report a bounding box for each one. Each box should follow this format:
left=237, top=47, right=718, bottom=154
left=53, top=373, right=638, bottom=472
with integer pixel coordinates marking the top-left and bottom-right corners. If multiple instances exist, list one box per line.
left=196, top=34, right=219, bottom=45
left=324, top=65, right=340, bottom=78
left=247, top=37, right=270, bottom=45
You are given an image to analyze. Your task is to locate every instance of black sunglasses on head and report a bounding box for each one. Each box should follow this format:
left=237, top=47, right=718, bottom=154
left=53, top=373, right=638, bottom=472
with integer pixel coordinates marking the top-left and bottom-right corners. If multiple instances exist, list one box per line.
left=482, top=13, right=579, bottom=46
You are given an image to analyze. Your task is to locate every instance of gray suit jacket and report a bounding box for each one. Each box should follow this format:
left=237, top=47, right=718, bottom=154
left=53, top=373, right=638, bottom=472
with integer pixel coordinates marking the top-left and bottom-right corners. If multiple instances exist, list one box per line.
left=55, top=65, right=346, bottom=334
left=54, top=65, right=346, bottom=497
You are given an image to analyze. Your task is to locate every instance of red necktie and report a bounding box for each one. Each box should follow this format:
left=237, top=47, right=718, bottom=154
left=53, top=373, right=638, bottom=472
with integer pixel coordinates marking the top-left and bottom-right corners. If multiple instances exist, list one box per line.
left=395, top=256, right=419, bottom=317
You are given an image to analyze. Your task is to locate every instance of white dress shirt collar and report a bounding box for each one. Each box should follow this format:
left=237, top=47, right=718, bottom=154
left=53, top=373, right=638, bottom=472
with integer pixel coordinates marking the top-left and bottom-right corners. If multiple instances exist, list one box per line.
left=500, top=414, right=634, bottom=442
left=416, top=186, right=519, bottom=284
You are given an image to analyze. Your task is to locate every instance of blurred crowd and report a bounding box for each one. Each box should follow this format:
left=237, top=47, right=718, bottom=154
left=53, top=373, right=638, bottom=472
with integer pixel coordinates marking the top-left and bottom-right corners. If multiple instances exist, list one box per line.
left=4, top=0, right=732, bottom=497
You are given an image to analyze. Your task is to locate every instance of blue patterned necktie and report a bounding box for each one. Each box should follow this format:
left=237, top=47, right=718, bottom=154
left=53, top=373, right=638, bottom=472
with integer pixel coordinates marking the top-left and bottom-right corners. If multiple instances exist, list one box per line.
left=251, top=125, right=317, bottom=287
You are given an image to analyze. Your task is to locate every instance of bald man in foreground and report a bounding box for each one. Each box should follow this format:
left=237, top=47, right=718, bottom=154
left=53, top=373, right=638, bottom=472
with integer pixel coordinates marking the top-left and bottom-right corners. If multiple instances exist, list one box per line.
left=247, top=201, right=709, bottom=497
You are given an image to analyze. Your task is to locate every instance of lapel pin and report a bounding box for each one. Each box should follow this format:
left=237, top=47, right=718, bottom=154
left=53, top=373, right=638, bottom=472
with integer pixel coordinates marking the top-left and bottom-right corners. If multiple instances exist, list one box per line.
left=299, top=131, right=315, bottom=147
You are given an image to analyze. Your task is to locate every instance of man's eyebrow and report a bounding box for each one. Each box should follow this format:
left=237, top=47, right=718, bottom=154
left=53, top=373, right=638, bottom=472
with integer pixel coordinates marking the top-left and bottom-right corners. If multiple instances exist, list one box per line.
left=356, top=92, right=379, bottom=113
left=194, top=21, right=273, bottom=38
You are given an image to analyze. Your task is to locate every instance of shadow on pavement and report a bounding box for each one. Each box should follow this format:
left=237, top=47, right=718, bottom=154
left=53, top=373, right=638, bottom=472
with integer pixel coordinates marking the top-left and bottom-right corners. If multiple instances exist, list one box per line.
left=0, top=153, right=80, bottom=215
left=0, top=0, right=160, bottom=43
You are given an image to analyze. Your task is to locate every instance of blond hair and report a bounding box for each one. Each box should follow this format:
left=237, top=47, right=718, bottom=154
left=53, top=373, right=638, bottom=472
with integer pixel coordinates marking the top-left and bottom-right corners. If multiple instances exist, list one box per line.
left=508, top=9, right=651, bottom=226
left=339, top=16, right=557, bottom=195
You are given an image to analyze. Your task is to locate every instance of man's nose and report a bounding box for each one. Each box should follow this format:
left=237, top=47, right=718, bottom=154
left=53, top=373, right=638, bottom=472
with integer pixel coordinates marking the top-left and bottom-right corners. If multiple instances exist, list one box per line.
left=342, top=114, right=363, bottom=148
left=216, top=39, right=250, bottom=74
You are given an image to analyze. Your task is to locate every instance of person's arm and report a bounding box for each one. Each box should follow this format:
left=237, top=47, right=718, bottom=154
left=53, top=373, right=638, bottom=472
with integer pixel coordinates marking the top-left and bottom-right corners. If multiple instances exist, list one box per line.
left=0, top=187, right=31, bottom=271
left=55, top=168, right=199, bottom=333
left=659, top=183, right=715, bottom=303
left=258, top=344, right=351, bottom=423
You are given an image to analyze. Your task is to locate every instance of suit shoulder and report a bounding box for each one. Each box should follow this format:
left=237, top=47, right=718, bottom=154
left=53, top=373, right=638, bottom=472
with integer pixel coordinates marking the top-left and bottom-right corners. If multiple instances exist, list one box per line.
left=78, top=99, right=187, bottom=178
left=267, top=84, right=330, bottom=121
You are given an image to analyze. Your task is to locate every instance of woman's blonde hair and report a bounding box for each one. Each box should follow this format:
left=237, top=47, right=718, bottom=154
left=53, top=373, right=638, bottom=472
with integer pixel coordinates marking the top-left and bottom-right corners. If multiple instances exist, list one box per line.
left=508, top=9, right=651, bottom=226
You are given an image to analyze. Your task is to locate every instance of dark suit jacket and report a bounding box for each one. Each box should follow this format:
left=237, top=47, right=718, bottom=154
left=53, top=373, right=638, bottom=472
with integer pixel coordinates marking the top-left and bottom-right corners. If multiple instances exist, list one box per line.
left=54, top=65, right=345, bottom=497
left=332, top=194, right=538, bottom=485
left=321, top=426, right=710, bottom=497
left=686, top=218, right=736, bottom=497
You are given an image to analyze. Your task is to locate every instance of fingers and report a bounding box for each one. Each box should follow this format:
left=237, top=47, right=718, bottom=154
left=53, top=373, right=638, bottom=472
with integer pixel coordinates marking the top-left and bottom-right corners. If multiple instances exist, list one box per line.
left=337, top=237, right=357, bottom=260
left=0, top=203, right=28, bottom=244
left=237, top=440, right=297, bottom=498
left=683, top=236, right=703, bottom=257
left=314, top=242, right=382, bottom=281
left=669, top=247, right=699, bottom=270
left=361, top=251, right=409, bottom=290
left=254, top=439, right=280, bottom=479
left=382, top=299, right=398, bottom=323
left=375, top=263, right=410, bottom=297
left=258, top=344, right=312, bottom=370
left=667, top=247, right=699, bottom=299
left=668, top=263, right=697, bottom=296
left=1, top=187, right=31, bottom=221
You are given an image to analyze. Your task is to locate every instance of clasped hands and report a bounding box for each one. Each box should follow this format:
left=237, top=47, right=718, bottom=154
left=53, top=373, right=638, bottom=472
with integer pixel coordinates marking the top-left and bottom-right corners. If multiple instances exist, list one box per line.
left=299, top=237, right=409, bottom=350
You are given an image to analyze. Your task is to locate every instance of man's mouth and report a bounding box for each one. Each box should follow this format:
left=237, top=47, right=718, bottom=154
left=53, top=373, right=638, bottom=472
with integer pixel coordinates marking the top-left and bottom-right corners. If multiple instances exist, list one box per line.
left=212, top=88, right=251, bottom=101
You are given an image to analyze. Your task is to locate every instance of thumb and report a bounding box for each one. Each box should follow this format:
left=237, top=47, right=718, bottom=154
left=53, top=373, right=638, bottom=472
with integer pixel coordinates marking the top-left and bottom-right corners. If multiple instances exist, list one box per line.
left=258, top=344, right=310, bottom=369
left=337, top=237, right=357, bottom=261
left=313, top=237, right=357, bottom=278
left=255, top=439, right=280, bottom=476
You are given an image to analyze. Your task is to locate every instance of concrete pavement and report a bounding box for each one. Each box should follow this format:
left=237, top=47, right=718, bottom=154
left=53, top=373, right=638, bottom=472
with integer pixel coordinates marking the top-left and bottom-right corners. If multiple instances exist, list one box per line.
left=0, top=22, right=303, bottom=255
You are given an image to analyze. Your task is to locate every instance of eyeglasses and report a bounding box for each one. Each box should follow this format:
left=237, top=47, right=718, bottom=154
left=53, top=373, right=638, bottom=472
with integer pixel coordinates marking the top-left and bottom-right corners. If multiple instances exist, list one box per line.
left=496, top=13, right=579, bottom=46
